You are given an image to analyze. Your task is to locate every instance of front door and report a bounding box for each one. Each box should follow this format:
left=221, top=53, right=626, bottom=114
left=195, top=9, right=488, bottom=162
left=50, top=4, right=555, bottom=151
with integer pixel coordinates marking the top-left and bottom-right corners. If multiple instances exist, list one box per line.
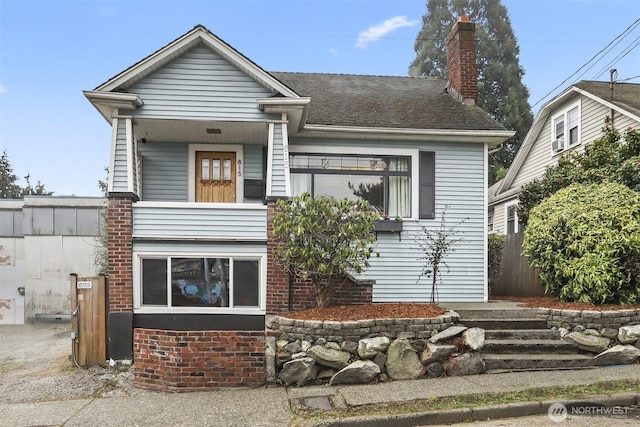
left=196, top=151, right=236, bottom=203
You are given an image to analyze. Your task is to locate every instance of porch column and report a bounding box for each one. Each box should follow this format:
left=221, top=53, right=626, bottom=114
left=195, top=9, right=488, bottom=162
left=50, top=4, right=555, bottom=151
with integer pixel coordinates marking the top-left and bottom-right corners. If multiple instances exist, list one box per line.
left=107, top=195, right=135, bottom=360
left=266, top=200, right=290, bottom=315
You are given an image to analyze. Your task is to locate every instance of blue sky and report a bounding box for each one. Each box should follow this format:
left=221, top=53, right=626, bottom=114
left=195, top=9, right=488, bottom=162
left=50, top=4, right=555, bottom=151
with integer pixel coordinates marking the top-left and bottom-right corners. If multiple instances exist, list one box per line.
left=1, top=0, right=639, bottom=197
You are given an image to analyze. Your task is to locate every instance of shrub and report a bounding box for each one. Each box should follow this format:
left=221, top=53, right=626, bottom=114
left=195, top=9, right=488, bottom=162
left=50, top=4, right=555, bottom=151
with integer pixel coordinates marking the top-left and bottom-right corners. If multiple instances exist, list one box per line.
left=517, top=120, right=640, bottom=226
left=272, top=193, right=378, bottom=308
left=523, top=182, right=640, bottom=304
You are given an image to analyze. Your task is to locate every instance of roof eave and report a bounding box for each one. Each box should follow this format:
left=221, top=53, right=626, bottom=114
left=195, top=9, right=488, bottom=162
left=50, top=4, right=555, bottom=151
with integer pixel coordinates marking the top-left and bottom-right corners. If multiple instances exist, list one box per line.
left=257, top=97, right=311, bottom=132
left=83, top=91, right=143, bottom=122
left=297, top=125, right=514, bottom=144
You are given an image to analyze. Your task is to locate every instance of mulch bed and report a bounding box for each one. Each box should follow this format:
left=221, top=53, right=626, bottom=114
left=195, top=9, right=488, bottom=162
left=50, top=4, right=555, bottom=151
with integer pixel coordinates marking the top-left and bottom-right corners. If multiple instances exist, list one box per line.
left=281, top=297, right=640, bottom=322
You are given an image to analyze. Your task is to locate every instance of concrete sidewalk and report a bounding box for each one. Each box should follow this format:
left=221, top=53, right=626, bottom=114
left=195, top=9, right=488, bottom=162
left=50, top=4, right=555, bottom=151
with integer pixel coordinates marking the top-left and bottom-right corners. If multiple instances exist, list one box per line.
left=2, top=364, right=639, bottom=427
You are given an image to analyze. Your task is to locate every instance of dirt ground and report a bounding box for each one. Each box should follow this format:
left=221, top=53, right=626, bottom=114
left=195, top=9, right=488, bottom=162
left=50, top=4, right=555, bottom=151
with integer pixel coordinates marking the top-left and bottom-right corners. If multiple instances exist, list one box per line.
left=0, top=322, right=142, bottom=404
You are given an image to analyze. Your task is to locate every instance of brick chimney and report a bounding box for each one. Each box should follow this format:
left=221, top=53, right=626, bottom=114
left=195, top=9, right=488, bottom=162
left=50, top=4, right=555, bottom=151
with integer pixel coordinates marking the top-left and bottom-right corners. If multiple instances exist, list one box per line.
left=446, top=16, right=477, bottom=105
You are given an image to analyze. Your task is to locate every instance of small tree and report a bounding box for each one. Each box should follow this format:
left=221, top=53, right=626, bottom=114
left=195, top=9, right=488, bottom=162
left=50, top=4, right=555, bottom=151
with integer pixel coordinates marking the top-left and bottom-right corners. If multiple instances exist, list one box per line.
left=414, top=207, right=467, bottom=304
left=0, top=150, right=52, bottom=198
left=272, top=193, right=378, bottom=308
left=523, top=182, right=640, bottom=304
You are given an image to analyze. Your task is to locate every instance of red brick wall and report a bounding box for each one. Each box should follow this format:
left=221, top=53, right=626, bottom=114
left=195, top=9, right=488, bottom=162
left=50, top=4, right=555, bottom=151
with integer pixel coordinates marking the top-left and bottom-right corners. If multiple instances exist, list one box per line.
left=289, top=277, right=372, bottom=312
left=133, top=328, right=266, bottom=391
left=266, top=201, right=373, bottom=314
left=266, top=202, right=291, bottom=314
left=107, top=197, right=134, bottom=312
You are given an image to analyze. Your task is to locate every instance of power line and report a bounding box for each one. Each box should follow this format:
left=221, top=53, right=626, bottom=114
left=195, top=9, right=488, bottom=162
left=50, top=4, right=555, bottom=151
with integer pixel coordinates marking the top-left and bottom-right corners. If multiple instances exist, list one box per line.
left=529, top=18, right=640, bottom=110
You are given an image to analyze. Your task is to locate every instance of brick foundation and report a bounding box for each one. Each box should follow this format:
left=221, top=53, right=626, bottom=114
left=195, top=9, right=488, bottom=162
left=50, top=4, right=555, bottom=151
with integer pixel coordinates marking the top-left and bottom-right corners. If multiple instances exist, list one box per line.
left=133, top=328, right=266, bottom=391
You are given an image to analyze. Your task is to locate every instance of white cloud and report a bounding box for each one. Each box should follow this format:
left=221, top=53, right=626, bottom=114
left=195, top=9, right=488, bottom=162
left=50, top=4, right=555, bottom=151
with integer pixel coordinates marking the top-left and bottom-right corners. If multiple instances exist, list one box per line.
left=328, top=47, right=338, bottom=55
left=355, top=16, right=418, bottom=49
left=0, top=85, right=7, bottom=94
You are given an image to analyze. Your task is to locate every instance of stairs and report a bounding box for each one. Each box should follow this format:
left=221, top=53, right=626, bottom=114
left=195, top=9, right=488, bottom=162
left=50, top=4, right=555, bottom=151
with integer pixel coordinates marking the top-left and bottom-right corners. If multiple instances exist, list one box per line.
left=454, top=307, right=595, bottom=372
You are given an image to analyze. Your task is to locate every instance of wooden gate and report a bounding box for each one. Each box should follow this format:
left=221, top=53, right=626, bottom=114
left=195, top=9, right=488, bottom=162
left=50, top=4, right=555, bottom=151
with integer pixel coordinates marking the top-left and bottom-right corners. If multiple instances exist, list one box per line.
left=491, top=233, right=546, bottom=297
left=70, top=275, right=106, bottom=366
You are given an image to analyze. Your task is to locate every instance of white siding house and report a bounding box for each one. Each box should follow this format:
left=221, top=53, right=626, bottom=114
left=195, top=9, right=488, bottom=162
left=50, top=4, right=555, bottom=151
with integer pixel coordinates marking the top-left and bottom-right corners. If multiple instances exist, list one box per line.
left=490, top=81, right=640, bottom=235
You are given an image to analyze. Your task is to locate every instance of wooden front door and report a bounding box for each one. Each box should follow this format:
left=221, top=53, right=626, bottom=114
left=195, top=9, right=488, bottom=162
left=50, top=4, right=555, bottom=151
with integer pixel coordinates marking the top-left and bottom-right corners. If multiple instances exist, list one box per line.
left=196, top=151, right=236, bottom=203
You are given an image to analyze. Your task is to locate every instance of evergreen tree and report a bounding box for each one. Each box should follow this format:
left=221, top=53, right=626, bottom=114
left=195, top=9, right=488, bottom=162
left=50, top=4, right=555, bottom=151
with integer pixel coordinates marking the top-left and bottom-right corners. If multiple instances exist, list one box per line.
left=410, top=0, right=533, bottom=185
left=0, top=150, right=53, bottom=198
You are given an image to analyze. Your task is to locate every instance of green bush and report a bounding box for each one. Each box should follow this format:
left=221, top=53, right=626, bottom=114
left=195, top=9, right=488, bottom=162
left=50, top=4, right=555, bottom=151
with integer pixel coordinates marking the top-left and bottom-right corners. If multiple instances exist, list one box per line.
left=523, top=182, right=640, bottom=304
left=517, top=121, right=640, bottom=227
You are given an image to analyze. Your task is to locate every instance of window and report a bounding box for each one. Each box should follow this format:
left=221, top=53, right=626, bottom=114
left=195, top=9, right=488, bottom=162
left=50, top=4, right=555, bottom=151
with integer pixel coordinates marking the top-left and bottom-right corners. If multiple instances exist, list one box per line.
left=505, top=204, right=521, bottom=234
left=138, top=256, right=261, bottom=309
left=552, top=104, right=580, bottom=153
left=290, top=154, right=411, bottom=217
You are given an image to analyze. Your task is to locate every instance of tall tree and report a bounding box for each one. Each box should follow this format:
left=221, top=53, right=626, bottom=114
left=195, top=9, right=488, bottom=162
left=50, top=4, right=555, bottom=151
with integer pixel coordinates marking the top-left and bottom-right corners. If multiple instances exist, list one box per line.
left=410, top=0, right=533, bottom=185
left=0, top=149, right=53, bottom=198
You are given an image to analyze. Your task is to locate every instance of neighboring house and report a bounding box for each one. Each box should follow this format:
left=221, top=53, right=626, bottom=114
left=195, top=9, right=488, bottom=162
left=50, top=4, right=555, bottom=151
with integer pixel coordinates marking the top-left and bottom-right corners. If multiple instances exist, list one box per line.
left=0, top=196, right=104, bottom=324
left=490, top=81, right=640, bottom=235
left=84, top=18, right=512, bottom=390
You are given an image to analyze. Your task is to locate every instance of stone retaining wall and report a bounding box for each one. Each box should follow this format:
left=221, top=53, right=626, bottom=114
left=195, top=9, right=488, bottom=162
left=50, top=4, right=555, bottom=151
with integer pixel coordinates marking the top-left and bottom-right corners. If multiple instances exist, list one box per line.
left=536, top=308, right=640, bottom=329
left=266, top=311, right=459, bottom=342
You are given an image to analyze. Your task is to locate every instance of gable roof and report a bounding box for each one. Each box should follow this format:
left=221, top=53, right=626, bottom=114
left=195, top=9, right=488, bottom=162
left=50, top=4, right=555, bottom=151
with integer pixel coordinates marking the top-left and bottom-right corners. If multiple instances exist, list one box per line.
left=495, top=80, right=640, bottom=198
left=90, top=25, right=298, bottom=98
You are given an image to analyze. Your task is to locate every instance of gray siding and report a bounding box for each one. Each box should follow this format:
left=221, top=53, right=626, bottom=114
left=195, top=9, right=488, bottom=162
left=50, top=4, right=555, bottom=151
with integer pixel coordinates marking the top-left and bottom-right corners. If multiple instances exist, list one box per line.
left=139, top=142, right=189, bottom=201
left=112, top=119, right=129, bottom=192
left=371, top=142, right=486, bottom=303
left=269, top=123, right=287, bottom=197
left=243, top=145, right=264, bottom=180
left=127, top=45, right=275, bottom=121
left=133, top=203, right=267, bottom=240
left=289, top=138, right=487, bottom=302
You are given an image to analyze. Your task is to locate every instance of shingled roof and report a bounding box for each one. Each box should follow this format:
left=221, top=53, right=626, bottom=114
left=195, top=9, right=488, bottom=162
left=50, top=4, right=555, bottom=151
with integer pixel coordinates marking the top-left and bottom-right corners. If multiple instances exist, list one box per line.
left=574, top=80, right=640, bottom=118
left=270, top=72, right=507, bottom=132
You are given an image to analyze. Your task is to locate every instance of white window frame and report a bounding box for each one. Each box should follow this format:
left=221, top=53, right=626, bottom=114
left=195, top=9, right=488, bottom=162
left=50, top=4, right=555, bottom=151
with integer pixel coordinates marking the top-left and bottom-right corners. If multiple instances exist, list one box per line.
left=551, top=102, right=581, bottom=155
left=504, top=201, right=521, bottom=235
left=132, top=251, right=266, bottom=315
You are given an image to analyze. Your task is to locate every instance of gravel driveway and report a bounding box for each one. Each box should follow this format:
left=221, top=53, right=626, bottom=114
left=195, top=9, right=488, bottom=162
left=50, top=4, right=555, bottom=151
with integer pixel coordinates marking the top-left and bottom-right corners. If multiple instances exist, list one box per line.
left=0, top=323, right=141, bottom=404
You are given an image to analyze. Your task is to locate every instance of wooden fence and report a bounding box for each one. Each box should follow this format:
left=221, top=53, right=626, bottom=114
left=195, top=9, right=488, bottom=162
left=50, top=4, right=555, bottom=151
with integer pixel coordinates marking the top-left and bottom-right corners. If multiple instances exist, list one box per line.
left=490, top=233, right=546, bottom=297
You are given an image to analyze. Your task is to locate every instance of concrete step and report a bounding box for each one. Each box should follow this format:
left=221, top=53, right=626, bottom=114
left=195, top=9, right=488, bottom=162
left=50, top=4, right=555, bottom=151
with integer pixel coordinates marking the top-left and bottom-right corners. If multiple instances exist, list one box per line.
left=459, top=318, right=548, bottom=330
left=452, top=308, right=538, bottom=320
left=481, top=353, right=594, bottom=371
left=485, top=329, right=560, bottom=340
left=482, top=339, right=582, bottom=354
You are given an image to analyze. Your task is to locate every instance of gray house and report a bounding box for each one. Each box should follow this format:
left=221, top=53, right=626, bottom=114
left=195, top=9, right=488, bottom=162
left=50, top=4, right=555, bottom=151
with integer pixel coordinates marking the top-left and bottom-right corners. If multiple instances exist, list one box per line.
left=84, top=18, right=512, bottom=390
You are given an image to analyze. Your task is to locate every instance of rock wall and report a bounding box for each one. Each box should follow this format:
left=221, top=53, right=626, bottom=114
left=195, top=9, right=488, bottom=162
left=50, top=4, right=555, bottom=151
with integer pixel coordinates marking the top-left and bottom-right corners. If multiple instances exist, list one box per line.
left=537, top=307, right=640, bottom=329
left=266, top=311, right=459, bottom=342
